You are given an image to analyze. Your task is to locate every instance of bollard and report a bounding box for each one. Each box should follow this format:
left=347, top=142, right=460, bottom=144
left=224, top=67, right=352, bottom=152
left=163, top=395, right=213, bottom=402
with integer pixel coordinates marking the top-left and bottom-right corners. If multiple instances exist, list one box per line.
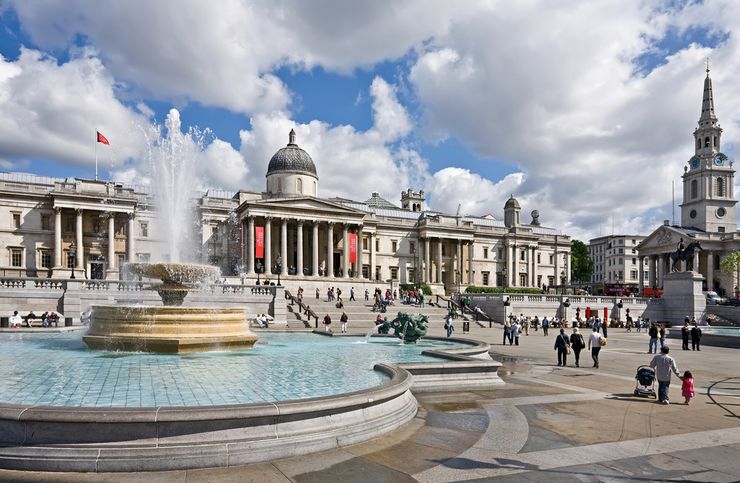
left=0, top=317, right=8, bottom=328
left=463, top=321, right=470, bottom=333
left=65, top=317, right=73, bottom=327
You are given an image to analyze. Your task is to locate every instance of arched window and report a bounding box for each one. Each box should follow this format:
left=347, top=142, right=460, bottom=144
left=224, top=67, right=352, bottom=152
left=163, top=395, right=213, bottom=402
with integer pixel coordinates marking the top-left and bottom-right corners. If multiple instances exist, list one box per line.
left=705, top=136, right=710, bottom=148
left=714, top=136, right=718, bottom=148
left=297, top=178, right=303, bottom=194
left=717, top=177, right=725, bottom=197
left=691, top=179, right=698, bottom=199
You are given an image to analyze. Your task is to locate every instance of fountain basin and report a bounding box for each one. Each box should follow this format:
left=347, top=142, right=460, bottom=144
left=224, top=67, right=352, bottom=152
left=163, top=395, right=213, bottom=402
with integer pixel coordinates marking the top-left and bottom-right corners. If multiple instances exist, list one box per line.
left=83, top=305, right=257, bottom=353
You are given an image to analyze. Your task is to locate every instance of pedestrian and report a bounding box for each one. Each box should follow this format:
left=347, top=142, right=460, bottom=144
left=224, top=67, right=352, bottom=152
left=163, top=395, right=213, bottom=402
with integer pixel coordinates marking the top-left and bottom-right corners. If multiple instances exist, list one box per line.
left=602, top=318, right=608, bottom=338
left=659, top=325, right=667, bottom=349
left=533, top=315, right=539, bottom=332
left=364, top=289, right=369, bottom=301
left=648, top=323, right=659, bottom=354
left=350, top=287, right=356, bottom=302
left=690, top=323, right=702, bottom=351
left=523, top=317, right=530, bottom=336
left=336, top=288, right=342, bottom=303
left=316, top=287, right=320, bottom=300
left=503, top=319, right=512, bottom=345
left=419, top=292, right=425, bottom=307
left=570, top=327, right=586, bottom=368
left=542, top=316, right=549, bottom=336
left=587, top=327, right=603, bottom=368
left=445, top=315, right=454, bottom=338
left=649, top=346, right=681, bottom=404
left=554, top=328, right=570, bottom=366
left=340, top=312, right=348, bottom=333
left=323, top=314, right=332, bottom=332
left=681, top=319, right=690, bottom=350
left=512, top=319, right=521, bottom=346
left=680, top=370, right=695, bottom=405
left=636, top=316, right=642, bottom=333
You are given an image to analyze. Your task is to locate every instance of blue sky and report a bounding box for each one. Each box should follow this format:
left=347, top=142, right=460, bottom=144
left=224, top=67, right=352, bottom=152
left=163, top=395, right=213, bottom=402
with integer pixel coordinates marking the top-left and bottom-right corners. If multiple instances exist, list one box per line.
left=0, top=1, right=737, bottom=239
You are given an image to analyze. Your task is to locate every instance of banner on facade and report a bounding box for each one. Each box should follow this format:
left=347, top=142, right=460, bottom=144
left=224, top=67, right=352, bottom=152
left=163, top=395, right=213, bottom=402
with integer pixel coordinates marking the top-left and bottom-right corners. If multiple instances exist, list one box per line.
left=349, top=232, right=357, bottom=264
left=255, top=226, right=265, bottom=259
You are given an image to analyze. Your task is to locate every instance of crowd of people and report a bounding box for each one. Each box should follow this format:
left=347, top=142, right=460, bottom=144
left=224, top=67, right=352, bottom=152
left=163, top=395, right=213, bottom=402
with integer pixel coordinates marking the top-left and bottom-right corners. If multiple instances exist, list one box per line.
left=6, top=310, right=61, bottom=328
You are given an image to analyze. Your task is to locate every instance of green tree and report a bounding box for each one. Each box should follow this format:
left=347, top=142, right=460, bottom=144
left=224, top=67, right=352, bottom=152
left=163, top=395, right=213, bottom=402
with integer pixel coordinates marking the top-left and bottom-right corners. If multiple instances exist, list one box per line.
left=720, top=250, right=740, bottom=298
left=571, top=240, right=594, bottom=284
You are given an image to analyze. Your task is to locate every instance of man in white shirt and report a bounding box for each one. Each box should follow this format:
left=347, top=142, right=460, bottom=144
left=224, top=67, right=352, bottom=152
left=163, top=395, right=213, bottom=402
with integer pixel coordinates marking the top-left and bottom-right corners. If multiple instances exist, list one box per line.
left=9, top=310, right=22, bottom=328
left=649, top=346, right=681, bottom=404
left=587, top=327, right=602, bottom=368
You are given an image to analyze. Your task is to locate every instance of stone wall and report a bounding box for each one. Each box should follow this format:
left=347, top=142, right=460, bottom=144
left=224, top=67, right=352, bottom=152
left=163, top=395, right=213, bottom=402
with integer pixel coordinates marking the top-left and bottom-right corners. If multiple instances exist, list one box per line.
left=0, top=278, right=285, bottom=324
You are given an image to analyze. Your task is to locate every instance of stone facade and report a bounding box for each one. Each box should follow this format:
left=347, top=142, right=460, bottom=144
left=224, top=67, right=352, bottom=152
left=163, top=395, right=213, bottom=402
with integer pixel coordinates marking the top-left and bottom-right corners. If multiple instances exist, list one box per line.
left=588, top=235, right=647, bottom=289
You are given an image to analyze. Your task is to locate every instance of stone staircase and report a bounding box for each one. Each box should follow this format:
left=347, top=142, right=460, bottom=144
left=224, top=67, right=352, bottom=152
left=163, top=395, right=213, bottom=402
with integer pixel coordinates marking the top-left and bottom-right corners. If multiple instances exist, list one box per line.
left=286, top=296, right=457, bottom=330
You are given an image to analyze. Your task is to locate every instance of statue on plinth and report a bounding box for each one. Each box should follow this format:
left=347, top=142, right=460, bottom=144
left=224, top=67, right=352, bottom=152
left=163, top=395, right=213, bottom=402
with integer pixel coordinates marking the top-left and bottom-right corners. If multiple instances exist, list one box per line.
left=670, top=239, right=702, bottom=272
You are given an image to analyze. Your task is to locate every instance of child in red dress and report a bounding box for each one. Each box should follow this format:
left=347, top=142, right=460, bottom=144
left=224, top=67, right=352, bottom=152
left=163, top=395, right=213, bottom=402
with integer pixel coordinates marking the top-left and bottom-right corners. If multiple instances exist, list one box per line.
left=680, top=370, right=695, bottom=405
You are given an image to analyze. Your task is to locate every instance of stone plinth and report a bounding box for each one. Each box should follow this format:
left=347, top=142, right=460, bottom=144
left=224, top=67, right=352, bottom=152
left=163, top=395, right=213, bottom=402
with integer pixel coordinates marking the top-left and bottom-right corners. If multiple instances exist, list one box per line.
left=83, top=305, right=258, bottom=353
left=659, top=271, right=706, bottom=325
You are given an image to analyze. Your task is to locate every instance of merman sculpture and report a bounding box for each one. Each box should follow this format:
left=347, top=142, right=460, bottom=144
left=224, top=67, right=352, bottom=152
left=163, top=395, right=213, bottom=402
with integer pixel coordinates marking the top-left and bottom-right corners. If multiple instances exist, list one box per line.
left=379, top=312, right=428, bottom=343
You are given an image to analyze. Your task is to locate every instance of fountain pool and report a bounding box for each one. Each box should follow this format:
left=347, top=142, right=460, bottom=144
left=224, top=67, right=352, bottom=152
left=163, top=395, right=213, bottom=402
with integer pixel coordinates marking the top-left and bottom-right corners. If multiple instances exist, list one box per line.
left=1, top=332, right=467, bottom=407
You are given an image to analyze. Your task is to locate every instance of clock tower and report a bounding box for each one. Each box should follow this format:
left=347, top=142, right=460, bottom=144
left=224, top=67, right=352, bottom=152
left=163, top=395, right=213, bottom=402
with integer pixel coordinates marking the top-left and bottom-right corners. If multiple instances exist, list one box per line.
left=680, top=64, right=736, bottom=233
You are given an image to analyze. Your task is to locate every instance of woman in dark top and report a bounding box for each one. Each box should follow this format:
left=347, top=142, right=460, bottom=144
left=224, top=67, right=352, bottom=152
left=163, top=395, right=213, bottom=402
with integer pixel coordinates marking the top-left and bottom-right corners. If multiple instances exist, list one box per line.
left=554, top=328, right=571, bottom=367
left=569, top=327, right=586, bottom=368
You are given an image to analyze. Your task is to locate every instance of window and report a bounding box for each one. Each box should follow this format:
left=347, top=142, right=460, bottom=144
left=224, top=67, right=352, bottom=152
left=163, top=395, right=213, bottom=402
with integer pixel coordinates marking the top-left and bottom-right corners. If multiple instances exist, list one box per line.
left=409, top=242, right=416, bottom=254
left=632, top=257, right=636, bottom=265
left=519, top=274, right=527, bottom=286
left=211, top=226, right=218, bottom=241
left=41, top=214, right=51, bottom=231
left=714, top=136, right=718, bottom=148
left=66, top=251, right=75, bottom=269
left=12, top=213, right=20, bottom=229
left=691, top=179, right=698, bottom=199
left=375, top=238, right=380, bottom=252
left=140, top=222, right=149, bottom=238
left=498, top=248, right=503, bottom=259
left=482, top=272, right=490, bottom=286
left=631, top=239, right=636, bottom=244
left=618, top=248, right=623, bottom=254
left=39, top=250, right=51, bottom=269
left=483, top=247, right=489, bottom=259
left=391, top=240, right=398, bottom=253
left=362, top=237, right=368, bottom=250
left=705, top=136, right=710, bottom=148
left=520, top=250, right=526, bottom=261
left=630, top=270, right=638, bottom=279
left=716, top=177, right=725, bottom=197
left=297, top=178, right=303, bottom=194
left=537, top=253, right=541, bottom=263
left=390, top=266, right=399, bottom=280
left=618, top=271, right=623, bottom=279
left=138, top=253, right=151, bottom=263
left=718, top=226, right=725, bottom=233
left=118, top=254, right=126, bottom=268
left=408, top=268, right=415, bottom=283
left=10, top=248, right=22, bottom=267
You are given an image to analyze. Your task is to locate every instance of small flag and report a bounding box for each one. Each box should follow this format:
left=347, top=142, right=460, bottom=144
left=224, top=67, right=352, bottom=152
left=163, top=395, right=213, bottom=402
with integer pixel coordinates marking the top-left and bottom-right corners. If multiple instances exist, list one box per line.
left=96, top=131, right=110, bottom=145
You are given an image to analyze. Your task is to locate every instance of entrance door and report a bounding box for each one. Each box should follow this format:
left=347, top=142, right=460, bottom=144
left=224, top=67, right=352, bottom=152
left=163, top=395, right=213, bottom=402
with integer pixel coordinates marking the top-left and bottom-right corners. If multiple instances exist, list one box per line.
left=90, top=255, right=105, bottom=280
left=333, top=253, right=341, bottom=276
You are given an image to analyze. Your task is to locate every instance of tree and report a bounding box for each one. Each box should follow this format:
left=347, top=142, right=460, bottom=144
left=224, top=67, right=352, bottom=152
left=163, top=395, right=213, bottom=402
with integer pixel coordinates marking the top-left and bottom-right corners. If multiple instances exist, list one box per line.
left=720, top=250, right=740, bottom=298
left=571, top=240, right=594, bottom=284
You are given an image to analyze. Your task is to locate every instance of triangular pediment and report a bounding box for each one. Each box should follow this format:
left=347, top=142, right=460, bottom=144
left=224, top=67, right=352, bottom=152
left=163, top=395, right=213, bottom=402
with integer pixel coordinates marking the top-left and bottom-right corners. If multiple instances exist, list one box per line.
left=242, top=196, right=367, bottom=217
left=637, top=225, right=694, bottom=252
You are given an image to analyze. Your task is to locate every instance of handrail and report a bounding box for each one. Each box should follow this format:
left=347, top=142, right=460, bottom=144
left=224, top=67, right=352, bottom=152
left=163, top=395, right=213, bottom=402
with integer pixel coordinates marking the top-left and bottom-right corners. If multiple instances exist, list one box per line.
left=285, top=290, right=316, bottom=328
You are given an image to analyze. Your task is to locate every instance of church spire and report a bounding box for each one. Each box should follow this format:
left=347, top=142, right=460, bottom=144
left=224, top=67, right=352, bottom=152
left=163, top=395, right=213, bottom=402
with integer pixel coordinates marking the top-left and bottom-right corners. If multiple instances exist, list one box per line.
left=699, top=58, right=717, bottom=126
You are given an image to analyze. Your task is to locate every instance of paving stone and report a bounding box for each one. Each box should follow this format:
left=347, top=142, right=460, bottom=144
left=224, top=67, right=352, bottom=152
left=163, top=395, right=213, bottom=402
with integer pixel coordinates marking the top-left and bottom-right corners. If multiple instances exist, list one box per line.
left=291, top=455, right=416, bottom=483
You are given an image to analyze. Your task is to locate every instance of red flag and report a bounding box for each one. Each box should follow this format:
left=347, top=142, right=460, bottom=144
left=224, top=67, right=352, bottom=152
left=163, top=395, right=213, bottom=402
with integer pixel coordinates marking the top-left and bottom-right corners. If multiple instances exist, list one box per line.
left=255, top=226, right=265, bottom=259
left=349, top=232, right=357, bottom=264
left=96, top=131, right=110, bottom=145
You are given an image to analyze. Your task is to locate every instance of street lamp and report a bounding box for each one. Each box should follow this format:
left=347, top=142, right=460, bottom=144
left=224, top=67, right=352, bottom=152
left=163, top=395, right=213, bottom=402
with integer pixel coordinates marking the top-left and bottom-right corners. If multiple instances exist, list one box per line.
left=256, top=260, right=263, bottom=285
left=69, top=242, right=76, bottom=279
left=275, top=256, right=282, bottom=286
left=560, top=270, right=566, bottom=295
left=502, top=267, right=507, bottom=292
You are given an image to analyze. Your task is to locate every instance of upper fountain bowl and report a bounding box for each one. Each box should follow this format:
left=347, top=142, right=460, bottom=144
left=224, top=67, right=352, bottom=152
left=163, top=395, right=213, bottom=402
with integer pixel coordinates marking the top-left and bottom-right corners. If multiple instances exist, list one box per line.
left=124, top=262, right=220, bottom=285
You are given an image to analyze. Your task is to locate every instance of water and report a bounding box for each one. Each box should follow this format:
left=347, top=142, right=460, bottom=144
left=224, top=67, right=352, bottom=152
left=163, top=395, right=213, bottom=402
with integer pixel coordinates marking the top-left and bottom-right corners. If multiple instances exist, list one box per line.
left=142, top=109, right=205, bottom=263
left=702, top=327, right=740, bottom=337
left=0, top=333, right=465, bottom=408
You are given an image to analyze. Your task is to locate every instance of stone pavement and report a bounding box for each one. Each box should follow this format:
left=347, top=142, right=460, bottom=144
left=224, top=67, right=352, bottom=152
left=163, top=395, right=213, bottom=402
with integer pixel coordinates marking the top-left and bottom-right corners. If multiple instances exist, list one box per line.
left=2, top=324, right=739, bottom=482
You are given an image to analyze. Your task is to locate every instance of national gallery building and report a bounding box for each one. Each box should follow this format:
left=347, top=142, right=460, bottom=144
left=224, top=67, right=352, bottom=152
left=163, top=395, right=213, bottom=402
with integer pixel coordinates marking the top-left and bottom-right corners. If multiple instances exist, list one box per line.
left=0, top=130, right=571, bottom=295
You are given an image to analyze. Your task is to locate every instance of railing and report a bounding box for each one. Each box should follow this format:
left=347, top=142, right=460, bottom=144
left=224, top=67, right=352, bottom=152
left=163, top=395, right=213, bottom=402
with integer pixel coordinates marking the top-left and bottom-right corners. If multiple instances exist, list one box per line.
left=285, top=290, right=316, bottom=328
left=0, top=277, right=65, bottom=290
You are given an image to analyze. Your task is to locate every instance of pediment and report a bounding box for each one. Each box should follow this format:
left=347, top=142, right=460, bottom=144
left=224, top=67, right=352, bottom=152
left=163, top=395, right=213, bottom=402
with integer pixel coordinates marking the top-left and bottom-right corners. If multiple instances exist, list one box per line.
left=242, top=196, right=367, bottom=217
left=637, top=225, right=692, bottom=252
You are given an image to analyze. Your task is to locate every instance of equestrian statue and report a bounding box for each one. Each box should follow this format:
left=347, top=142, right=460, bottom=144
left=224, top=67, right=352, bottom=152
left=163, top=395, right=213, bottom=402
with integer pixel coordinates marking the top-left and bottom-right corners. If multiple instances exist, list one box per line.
left=670, top=237, right=702, bottom=272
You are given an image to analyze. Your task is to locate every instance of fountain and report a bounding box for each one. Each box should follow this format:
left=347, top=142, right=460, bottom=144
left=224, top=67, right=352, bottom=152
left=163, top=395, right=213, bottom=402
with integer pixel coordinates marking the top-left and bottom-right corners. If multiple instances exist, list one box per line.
left=83, top=262, right=258, bottom=353
left=378, top=312, right=429, bottom=343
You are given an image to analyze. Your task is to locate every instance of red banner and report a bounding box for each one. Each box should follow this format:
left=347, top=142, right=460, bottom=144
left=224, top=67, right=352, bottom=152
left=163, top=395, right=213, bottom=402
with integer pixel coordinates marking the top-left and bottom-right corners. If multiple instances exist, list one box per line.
left=349, top=232, right=357, bottom=264
left=255, top=226, right=265, bottom=259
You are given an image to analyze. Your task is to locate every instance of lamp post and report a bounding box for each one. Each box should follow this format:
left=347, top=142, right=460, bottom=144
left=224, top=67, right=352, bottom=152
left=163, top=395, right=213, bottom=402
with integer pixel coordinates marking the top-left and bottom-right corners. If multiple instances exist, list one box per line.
left=69, top=242, right=76, bottom=279
left=502, top=267, right=507, bottom=292
left=275, top=256, right=282, bottom=286
left=560, top=270, right=566, bottom=295
left=256, top=260, right=263, bottom=285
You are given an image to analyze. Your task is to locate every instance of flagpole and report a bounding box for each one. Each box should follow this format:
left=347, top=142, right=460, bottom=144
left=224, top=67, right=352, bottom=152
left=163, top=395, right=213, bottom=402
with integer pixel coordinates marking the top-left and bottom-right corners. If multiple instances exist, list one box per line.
left=95, top=129, right=99, bottom=181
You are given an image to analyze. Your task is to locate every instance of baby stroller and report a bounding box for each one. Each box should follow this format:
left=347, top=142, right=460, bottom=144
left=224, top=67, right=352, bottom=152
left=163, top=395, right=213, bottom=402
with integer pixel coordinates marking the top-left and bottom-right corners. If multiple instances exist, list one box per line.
left=634, top=365, right=657, bottom=398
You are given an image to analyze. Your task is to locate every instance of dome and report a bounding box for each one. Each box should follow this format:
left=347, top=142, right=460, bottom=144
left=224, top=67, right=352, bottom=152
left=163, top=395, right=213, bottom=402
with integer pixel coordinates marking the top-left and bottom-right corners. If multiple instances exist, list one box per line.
left=504, top=195, right=520, bottom=210
left=266, top=129, right=317, bottom=178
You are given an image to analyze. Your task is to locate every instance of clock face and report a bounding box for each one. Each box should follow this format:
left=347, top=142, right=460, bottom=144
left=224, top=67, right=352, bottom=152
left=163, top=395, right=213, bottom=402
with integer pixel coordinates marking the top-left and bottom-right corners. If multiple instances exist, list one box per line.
left=690, top=157, right=700, bottom=169
left=717, top=207, right=727, bottom=218
left=690, top=209, right=697, bottom=219
left=714, top=153, right=727, bottom=166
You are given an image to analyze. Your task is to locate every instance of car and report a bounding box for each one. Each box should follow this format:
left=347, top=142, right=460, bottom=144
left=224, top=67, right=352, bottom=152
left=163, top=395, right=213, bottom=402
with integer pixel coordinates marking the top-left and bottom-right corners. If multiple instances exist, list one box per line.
left=705, top=291, right=724, bottom=305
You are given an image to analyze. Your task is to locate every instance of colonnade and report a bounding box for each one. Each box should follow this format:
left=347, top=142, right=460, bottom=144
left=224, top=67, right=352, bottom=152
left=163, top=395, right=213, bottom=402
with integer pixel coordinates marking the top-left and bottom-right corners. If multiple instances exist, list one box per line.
left=641, top=250, right=717, bottom=292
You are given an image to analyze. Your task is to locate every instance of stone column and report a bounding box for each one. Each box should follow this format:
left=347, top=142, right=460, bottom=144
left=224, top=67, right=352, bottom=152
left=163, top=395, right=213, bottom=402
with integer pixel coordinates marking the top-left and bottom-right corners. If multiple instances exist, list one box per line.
left=468, top=241, right=474, bottom=285
left=657, top=254, right=665, bottom=287
left=54, top=207, right=62, bottom=267
left=509, top=244, right=516, bottom=287
left=280, top=218, right=288, bottom=276
left=532, top=246, right=538, bottom=288
left=693, top=250, right=700, bottom=273
left=75, top=209, right=84, bottom=270
left=456, top=239, right=462, bottom=288
left=107, top=213, right=116, bottom=270
left=127, top=212, right=135, bottom=263
left=246, top=216, right=255, bottom=276
left=707, top=251, right=714, bottom=290
left=648, top=255, right=656, bottom=288
left=312, top=221, right=319, bottom=276
left=342, top=223, right=350, bottom=278
left=423, top=238, right=430, bottom=284
left=370, top=232, right=376, bottom=280
left=436, top=238, right=443, bottom=284
left=296, top=220, right=304, bottom=277
left=356, top=226, right=364, bottom=279
left=638, top=256, right=645, bottom=295
left=327, top=222, right=334, bottom=277
left=264, top=217, right=272, bottom=274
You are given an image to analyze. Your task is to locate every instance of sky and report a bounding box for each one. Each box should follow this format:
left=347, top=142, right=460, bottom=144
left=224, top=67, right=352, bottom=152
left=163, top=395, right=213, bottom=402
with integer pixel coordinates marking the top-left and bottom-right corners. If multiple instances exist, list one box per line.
left=0, top=0, right=738, bottom=241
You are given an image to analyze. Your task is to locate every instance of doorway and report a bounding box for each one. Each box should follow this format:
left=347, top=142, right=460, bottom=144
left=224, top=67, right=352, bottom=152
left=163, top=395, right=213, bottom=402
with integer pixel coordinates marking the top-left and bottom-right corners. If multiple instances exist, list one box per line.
left=90, top=255, right=105, bottom=280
